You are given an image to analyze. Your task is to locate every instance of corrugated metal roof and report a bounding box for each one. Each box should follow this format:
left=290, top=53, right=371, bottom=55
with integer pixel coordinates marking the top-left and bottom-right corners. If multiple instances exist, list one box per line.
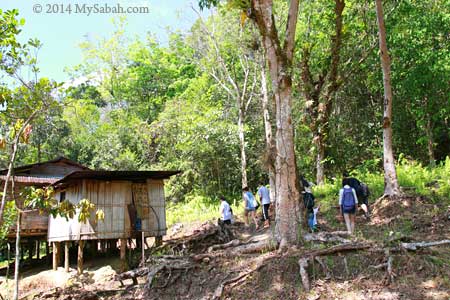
left=52, top=170, right=181, bottom=186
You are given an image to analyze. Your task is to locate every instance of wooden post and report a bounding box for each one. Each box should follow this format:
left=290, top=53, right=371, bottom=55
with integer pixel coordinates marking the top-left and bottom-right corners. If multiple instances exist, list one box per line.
left=77, top=240, right=85, bottom=274
left=46, top=242, right=50, bottom=265
left=28, top=240, right=33, bottom=262
left=141, top=232, right=145, bottom=265
left=120, top=238, right=127, bottom=272
left=36, top=240, right=40, bottom=260
left=65, top=242, right=70, bottom=272
left=155, top=236, right=163, bottom=247
left=52, top=242, right=60, bottom=271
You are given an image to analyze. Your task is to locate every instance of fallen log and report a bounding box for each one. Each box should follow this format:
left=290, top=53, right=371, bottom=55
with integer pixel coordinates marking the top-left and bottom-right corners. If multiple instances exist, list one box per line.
left=400, top=239, right=450, bottom=251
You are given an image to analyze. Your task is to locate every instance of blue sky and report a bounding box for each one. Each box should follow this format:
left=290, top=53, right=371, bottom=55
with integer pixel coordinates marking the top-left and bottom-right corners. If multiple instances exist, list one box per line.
left=1, top=0, right=206, bottom=82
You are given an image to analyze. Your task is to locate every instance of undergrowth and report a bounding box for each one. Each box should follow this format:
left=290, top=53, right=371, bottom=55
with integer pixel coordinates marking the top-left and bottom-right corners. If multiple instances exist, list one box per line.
left=166, top=157, right=450, bottom=228
left=166, top=194, right=243, bottom=227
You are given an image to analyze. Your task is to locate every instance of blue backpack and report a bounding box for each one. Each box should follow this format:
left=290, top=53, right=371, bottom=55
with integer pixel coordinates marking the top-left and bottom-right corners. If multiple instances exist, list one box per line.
left=342, top=187, right=356, bottom=213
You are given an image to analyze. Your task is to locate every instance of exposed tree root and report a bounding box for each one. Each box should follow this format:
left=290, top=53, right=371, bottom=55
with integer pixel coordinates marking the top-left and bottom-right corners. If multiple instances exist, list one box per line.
left=192, top=238, right=276, bottom=262
left=150, top=221, right=234, bottom=255
left=304, top=231, right=352, bottom=244
left=298, top=257, right=310, bottom=292
left=212, top=253, right=276, bottom=300
left=400, top=239, right=450, bottom=251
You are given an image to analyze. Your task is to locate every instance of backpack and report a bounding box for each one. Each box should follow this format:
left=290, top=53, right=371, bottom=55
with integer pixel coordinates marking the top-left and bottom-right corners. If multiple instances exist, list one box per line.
left=342, top=187, right=356, bottom=213
left=303, top=192, right=315, bottom=212
left=360, top=182, right=370, bottom=198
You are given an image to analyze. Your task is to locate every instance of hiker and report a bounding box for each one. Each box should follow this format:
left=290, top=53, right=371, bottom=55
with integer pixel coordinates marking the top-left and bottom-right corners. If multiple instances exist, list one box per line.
left=303, top=188, right=317, bottom=232
left=339, top=179, right=358, bottom=234
left=300, top=175, right=313, bottom=192
left=243, top=187, right=259, bottom=229
left=342, top=172, right=370, bottom=218
left=257, top=183, right=271, bottom=228
left=219, top=196, right=233, bottom=225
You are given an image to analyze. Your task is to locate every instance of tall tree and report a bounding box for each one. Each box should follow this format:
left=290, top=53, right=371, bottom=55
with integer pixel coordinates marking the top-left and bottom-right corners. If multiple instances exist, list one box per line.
left=250, top=0, right=303, bottom=248
left=190, top=10, right=259, bottom=190
left=299, top=0, right=345, bottom=185
left=374, top=0, right=400, bottom=196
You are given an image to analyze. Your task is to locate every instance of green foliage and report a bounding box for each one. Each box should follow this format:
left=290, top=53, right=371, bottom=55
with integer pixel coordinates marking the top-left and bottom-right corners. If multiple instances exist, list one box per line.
left=25, top=187, right=104, bottom=224
left=166, top=194, right=242, bottom=227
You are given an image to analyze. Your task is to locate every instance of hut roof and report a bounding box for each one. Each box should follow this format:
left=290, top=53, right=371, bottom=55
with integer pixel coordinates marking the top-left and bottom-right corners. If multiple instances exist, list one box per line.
left=0, top=175, right=60, bottom=184
left=0, top=157, right=90, bottom=175
left=52, top=170, right=181, bottom=187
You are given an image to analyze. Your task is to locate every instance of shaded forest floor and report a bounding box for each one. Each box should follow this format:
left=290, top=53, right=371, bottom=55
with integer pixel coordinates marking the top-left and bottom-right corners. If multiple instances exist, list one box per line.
left=2, top=194, right=449, bottom=300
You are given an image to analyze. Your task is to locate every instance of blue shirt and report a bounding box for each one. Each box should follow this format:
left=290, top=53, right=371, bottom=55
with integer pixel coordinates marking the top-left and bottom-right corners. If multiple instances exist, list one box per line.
left=257, top=186, right=270, bottom=205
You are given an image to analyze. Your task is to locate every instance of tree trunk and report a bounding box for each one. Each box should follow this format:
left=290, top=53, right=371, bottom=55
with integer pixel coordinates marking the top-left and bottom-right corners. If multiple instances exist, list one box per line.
left=238, top=105, right=248, bottom=189
left=301, top=0, right=345, bottom=186
left=375, top=0, right=400, bottom=196
left=316, top=137, right=326, bottom=185
left=13, top=211, right=21, bottom=300
left=424, top=98, right=435, bottom=167
left=260, top=60, right=276, bottom=203
left=252, top=0, right=302, bottom=248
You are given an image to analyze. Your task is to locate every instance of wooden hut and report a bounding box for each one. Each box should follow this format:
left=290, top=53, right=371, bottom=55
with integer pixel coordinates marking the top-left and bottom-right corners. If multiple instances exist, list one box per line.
left=48, top=170, right=179, bottom=272
left=0, top=157, right=90, bottom=262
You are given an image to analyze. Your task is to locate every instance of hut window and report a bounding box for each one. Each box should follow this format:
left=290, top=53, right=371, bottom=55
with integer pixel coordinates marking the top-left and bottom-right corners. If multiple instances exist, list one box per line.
left=59, top=191, right=66, bottom=203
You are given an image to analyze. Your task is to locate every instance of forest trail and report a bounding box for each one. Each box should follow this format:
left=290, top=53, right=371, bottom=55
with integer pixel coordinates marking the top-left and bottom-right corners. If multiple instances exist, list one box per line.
left=2, top=194, right=449, bottom=300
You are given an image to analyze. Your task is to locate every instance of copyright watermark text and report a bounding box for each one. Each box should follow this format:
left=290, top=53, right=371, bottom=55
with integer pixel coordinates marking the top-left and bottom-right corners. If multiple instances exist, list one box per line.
left=32, top=3, right=151, bottom=16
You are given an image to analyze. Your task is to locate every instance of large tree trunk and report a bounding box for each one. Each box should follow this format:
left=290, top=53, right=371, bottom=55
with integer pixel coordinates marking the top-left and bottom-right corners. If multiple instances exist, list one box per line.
left=252, top=0, right=302, bottom=249
left=375, top=0, right=400, bottom=196
left=260, top=61, right=276, bottom=203
left=238, top=105, right=248, bottom=189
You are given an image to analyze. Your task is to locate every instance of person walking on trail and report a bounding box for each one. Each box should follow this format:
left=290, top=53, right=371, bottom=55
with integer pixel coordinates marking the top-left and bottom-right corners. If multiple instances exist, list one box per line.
left=342, top=172, right=370, bottom=219
left=257, top=183, right=271, bottom=228
left=303, top=188, right=317, bottom=232
left=243, top=187, right=259, bottom=229
left=339, top=180, right=358, bottom=234
left=219, top=196, right=233, bottom=225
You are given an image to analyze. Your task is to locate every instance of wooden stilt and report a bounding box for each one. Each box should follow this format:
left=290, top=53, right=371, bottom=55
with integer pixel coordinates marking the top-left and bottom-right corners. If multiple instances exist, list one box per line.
left=77, top=240, right=85, bottom=274
left=28, top=240, right=33, bottom=261
left=36, top=240, right=40, bottom=260
left=46, top=242, right=50, bottom=265
left=120, top=238, right=127, bottom=272
left=65, top=242, right=70, bottom=272
left=141, top=232, right=145, bottom=265
left=52, top=242, right=60, bottom=271
left=155, top=236, right=163, bottom=247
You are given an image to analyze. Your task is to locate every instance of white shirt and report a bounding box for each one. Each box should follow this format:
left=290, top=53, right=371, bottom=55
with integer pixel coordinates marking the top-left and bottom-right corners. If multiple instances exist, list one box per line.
left=339, top=185, right=358, bottom=205
left=257, top=186, right=271, bottom=205
left=220, top=200, right=232, bottom=221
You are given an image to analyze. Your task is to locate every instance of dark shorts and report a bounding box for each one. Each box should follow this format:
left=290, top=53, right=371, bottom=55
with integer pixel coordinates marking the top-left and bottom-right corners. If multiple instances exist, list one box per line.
left=342, top=206, right=356, bottom=214
left=223, top=219, right=231, bottom=225
left=360, top=197, right=369, bottom=206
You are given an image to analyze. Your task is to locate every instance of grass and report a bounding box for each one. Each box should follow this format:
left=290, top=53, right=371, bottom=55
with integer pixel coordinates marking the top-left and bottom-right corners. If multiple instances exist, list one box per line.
left=166, top=194, right=244, bottom=227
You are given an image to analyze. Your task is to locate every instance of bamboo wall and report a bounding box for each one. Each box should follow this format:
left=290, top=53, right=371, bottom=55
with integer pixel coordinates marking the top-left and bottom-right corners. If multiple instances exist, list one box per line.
left=48, top=179, right=166, bottom=242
